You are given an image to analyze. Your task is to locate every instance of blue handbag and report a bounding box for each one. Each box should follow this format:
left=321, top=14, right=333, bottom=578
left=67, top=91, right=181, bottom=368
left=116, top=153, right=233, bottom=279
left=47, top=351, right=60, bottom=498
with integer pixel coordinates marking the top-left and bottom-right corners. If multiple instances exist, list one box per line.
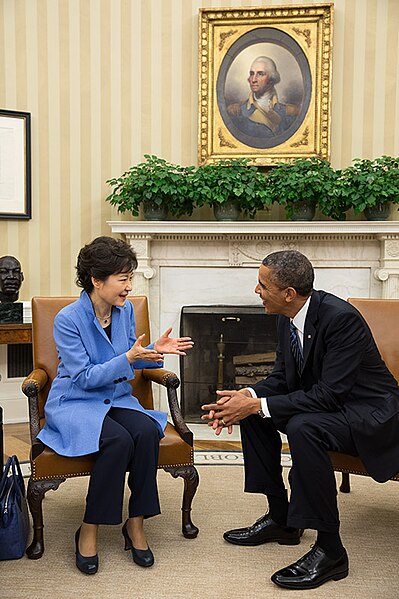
left=0, top=455, right=29, bottom=560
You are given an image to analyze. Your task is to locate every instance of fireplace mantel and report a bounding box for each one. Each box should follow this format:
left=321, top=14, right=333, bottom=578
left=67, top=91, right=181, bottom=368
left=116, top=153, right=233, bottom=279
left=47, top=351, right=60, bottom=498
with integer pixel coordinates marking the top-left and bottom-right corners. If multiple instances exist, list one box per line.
left=109, top=220, right=399, bottom=236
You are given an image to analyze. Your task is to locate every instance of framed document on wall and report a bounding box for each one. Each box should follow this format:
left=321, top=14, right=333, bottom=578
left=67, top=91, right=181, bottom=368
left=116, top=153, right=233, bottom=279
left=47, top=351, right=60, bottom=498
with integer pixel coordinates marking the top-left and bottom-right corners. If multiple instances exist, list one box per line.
left=198, top=4, right=333, bottom=165
left=0, top=109, right=31, bottom=219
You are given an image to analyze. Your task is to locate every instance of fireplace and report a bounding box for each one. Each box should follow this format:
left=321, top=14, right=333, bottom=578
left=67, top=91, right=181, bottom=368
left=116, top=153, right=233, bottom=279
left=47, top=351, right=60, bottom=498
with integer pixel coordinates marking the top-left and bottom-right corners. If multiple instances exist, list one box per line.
left=179, top=305, right=277, bottom=422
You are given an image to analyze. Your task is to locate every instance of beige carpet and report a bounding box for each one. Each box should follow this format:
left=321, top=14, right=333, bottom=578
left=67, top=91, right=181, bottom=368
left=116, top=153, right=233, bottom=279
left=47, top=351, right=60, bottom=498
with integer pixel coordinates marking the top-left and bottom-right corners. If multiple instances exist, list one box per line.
left=0, top=466, right=398, bottom=599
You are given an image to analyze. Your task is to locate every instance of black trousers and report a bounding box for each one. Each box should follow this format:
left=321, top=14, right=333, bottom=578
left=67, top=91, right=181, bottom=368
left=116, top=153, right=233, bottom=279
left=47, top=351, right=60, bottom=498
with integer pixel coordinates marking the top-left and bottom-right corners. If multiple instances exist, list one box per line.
left=83, top=408, right=161, bottom=525
left=240, top=411, right=358, bottom=533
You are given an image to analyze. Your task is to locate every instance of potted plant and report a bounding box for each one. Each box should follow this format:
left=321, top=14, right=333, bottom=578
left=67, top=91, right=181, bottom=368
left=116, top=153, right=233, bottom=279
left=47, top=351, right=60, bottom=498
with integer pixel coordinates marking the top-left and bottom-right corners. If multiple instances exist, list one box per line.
left=266, top=158, right=338, bottom=221
left=106, top=154, right=196, bottom=220
left=337, top=155, right=399, bottom=220
left=190, top=158, right=271, bottom=221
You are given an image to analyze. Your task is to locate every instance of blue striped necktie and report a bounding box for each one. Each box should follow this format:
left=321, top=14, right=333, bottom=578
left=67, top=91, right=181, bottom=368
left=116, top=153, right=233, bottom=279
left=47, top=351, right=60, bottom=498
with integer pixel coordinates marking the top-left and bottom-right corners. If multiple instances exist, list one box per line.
left=290, top=322, right=304, bottom=373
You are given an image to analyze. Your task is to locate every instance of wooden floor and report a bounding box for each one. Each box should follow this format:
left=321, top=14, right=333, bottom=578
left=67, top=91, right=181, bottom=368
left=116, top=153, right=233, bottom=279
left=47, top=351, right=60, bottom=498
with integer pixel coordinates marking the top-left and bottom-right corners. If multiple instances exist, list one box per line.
left=3, top=422, right=32, bottom=462
left=3, top=422, right=242, bottom=462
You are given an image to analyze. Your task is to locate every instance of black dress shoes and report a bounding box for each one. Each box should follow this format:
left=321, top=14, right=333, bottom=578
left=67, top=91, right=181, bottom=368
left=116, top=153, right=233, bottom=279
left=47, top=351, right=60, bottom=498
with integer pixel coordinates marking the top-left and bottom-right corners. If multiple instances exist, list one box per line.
left=75, top=527, right=99, bottom=575
left=271, top=544, right=349, bottom=590
left=122, top=520, right=154, bottom=568
left=223, top=513, right=302, bottom=546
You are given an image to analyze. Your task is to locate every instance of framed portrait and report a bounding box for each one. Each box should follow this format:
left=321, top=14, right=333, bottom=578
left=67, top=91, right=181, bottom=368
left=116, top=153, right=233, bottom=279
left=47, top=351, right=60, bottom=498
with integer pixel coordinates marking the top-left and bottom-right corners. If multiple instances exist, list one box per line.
left=0, top=109, right=31, bottom=219
left=198, top=4, right=333, bottom=165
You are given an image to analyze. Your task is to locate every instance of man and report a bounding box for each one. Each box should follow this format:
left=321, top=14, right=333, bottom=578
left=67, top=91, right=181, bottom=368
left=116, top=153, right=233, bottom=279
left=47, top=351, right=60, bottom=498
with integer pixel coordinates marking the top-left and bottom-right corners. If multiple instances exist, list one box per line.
left=0, top=255, right=24, bottom=303
left=202, top=250, right=399, bottom=590
left=227, top=56, right=299, bottom=138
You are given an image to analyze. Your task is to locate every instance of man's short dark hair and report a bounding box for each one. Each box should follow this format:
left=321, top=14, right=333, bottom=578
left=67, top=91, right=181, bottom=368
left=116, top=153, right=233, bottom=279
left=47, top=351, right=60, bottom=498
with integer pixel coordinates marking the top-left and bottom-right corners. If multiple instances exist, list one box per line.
left=262, top=250, right=314, bottom=297
left=76, top=236, right=138, bottom=294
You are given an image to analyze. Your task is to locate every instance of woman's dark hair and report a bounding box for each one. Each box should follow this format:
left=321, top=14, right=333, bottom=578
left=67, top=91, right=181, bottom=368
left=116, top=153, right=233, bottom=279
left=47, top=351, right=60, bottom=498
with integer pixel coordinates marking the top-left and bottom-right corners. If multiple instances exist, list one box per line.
left=262, top=250, right=314, bottom=297
left=76, top=236, right=138, bottom=293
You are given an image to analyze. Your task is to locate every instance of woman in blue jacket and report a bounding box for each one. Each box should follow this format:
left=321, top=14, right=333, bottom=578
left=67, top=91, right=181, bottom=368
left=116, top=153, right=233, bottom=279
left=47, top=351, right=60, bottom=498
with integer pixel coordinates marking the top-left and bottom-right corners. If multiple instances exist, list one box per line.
left=38, top=236, right=193, bottom=574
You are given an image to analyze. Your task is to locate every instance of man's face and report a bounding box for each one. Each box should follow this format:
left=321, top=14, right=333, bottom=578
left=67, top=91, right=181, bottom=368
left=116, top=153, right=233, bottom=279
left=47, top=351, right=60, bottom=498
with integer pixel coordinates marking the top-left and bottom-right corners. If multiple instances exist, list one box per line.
left=248, top=61, right=270, bottom=97
left=255, top=265, right=289, bottom=315
left=0, top=257, right=24, bottom=296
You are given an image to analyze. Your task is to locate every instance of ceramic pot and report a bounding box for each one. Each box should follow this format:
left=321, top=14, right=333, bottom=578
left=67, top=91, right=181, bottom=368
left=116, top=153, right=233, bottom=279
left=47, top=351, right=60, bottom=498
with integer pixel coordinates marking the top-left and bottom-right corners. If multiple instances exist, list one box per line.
left=289, top=200, right=316, bottom=221
left=363, top=202, right=390, bottom=221
left=142, top=200, right=168, bottom=220
left=213, top=200, right=240, bottom=221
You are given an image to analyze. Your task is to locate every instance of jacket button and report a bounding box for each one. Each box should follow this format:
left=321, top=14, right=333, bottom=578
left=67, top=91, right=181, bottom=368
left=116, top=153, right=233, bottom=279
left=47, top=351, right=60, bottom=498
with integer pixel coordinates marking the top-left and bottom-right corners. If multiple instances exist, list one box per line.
left=118, top=377, right=123, bottom=383
left=104, top=399, right=111, bottom=404
left=113, top=379, right=118, bottom=384
left=122, top=376, right=127, bottom=381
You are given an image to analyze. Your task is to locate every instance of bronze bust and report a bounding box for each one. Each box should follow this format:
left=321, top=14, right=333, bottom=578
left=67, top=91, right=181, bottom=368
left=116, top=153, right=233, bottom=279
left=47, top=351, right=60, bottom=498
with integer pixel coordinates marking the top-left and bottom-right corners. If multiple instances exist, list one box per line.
left=0, top=256, right=24, bottom=303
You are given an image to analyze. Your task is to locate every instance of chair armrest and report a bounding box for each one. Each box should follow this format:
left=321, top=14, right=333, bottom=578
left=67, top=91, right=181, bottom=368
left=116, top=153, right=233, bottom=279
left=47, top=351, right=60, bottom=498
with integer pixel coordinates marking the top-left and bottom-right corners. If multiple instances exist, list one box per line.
left=142, top=368, right=193, bottom=447
left=21, top=368, right=49, bottom=442
left=22, top=368, right=49, bottom=397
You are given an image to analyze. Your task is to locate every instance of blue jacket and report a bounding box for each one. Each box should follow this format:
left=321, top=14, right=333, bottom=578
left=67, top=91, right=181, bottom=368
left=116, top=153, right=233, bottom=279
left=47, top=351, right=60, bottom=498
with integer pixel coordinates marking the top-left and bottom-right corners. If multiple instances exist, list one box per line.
left=37, top=291, right=167, bottom=457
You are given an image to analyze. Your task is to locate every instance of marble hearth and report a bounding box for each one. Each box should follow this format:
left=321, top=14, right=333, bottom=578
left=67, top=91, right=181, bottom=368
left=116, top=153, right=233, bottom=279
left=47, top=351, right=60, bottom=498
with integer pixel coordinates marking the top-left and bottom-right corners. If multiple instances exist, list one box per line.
left=108, top=220, right=399, bottom=415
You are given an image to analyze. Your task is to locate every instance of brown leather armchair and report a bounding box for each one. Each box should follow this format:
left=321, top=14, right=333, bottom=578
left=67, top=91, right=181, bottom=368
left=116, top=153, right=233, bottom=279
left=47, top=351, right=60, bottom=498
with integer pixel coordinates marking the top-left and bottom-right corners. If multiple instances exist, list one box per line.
left=22, top=296, right=199, bottom=559
left=328, top=298, right=399, bottom=491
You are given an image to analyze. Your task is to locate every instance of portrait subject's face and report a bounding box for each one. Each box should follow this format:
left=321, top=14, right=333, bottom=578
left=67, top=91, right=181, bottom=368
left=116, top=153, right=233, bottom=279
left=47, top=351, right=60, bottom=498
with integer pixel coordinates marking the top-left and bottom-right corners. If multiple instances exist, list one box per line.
left=248, top=61, right=271, bottom=98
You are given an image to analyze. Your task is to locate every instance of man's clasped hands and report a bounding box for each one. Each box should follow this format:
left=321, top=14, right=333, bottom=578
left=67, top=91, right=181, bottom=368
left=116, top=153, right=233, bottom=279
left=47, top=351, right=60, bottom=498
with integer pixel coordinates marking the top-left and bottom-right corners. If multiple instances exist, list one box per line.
left=201, top=388, right=260, bottom=435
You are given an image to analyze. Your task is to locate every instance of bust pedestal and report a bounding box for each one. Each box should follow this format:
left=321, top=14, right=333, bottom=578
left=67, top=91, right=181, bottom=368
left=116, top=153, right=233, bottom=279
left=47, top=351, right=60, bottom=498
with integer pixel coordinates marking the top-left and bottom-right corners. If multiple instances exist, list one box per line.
left=0, top=302, right=23, bottom=324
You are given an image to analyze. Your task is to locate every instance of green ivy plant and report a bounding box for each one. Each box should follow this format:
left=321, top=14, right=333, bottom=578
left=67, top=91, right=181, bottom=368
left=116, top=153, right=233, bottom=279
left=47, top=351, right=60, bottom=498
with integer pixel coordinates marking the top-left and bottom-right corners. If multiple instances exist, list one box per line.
left=336, top=155, right=399, bottom=214
left=190, top=158, right=271, bottom=218
left=106, top=154, right=196, bottom=218
left=266, top=158, right=342, bottom=219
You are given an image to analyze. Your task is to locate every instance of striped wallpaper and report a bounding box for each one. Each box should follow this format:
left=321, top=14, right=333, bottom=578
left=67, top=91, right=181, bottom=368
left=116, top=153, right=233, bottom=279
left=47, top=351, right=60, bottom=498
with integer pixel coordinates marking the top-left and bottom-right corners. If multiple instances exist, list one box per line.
left=0, top=0, right=398, bottom=299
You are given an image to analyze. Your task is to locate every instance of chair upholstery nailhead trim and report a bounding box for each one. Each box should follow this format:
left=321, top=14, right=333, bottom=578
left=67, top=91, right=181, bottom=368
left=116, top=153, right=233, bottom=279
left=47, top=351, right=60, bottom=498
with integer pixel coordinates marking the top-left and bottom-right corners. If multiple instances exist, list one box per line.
left=32, top=447, right=194, bottom=480
left=158, top=462, right=193, bottom=469
left=32, top=461, right=92, bottom=480
left=332, top=466, right=399, bottom=480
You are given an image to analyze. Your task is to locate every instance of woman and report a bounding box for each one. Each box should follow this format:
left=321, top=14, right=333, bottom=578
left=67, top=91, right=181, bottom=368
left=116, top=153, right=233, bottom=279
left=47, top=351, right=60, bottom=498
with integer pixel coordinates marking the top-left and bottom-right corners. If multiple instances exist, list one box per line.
left=37, top=236, right=193, bottom=574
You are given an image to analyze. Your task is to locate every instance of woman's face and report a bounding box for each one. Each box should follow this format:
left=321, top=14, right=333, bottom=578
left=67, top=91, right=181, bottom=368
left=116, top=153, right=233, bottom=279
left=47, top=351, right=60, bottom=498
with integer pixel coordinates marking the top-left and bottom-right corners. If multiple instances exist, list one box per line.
left=91, top=271, right=134, bottom=307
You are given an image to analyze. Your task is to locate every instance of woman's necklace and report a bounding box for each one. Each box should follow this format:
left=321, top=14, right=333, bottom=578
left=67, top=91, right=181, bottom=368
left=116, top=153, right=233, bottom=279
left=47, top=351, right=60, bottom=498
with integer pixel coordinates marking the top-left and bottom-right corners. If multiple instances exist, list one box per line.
left=96, top=312, right=112, bottom=325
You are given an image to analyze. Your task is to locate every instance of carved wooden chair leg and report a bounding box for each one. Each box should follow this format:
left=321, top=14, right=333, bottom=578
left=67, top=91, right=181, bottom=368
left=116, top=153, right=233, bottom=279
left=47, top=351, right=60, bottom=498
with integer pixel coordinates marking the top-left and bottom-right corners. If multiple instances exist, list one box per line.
left=164, top=465, right=199, bottom=538
left=26, top=477, right=66, bottom=559
left=339, top=472, right=351, bottom=493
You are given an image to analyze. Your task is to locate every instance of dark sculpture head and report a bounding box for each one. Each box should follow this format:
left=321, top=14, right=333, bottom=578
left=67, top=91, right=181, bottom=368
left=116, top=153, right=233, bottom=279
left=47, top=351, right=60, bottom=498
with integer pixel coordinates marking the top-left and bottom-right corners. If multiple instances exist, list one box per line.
left=0, top=256, right=24, bottom=303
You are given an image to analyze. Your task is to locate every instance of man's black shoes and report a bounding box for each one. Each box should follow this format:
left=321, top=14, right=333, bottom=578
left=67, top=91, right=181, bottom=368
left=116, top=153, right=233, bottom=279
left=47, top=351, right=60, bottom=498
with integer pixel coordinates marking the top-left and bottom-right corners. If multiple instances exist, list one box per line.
left=223, top=513, right=302, bottom=546
left=271, top=544, right=349, bottom=590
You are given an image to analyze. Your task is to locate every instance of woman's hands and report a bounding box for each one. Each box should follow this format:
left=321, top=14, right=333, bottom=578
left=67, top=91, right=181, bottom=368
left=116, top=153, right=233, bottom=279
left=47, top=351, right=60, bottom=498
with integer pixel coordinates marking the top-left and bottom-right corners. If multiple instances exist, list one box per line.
left=126, top=328, right=194, bottom=364
left=154, top=327, right=194, bottom=356
left=126, top=334, right=165, bottom=364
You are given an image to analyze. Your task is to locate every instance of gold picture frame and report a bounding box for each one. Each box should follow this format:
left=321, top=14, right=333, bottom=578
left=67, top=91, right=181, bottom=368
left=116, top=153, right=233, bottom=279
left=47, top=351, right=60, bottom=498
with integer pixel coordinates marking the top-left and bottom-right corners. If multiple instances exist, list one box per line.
left=198, top=4, right=333, bottom=165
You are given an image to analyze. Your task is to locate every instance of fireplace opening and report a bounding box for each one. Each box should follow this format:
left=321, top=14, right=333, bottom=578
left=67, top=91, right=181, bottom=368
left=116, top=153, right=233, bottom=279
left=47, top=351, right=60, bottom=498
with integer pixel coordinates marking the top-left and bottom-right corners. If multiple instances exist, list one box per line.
left=179, top=305, right=278, bottom=423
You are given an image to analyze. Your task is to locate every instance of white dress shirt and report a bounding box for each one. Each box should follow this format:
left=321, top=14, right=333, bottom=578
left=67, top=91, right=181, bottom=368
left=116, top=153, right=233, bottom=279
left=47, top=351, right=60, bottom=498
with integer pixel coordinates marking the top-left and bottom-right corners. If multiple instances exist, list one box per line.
left=248, top=296, right=311, bottom=417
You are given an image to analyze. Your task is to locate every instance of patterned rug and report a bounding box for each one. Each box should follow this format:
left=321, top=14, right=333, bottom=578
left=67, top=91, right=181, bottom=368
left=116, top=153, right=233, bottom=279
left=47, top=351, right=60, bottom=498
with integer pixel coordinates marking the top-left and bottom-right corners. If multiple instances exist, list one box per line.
left=194, top=450, right=292, bottom=467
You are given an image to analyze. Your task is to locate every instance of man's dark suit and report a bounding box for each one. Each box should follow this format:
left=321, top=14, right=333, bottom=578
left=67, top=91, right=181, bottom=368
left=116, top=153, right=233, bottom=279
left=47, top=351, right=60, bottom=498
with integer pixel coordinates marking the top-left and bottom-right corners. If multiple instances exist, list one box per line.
left=242, top=290, right=399, bottom=532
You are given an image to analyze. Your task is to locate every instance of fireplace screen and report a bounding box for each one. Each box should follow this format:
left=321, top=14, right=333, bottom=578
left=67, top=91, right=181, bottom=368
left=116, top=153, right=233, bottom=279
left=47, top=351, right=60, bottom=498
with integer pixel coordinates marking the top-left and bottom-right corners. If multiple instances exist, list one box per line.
left=179, top=305, right=277, bottom=423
